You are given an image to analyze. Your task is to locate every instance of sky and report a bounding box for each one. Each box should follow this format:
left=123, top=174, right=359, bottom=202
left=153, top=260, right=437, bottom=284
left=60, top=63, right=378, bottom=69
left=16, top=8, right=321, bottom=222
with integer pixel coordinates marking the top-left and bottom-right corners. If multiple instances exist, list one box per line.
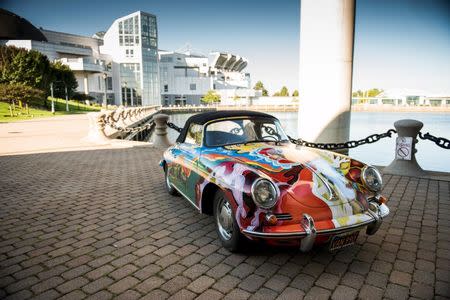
left=2, top=0, right=449, bottom=95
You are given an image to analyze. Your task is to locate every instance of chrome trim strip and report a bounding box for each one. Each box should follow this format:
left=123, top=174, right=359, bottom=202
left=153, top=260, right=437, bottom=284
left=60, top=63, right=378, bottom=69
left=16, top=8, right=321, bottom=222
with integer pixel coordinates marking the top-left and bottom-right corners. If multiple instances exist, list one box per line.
left=242, top=217, right=376, bottom=239
left=302, top=164, right=337, bottom=201
left=274, top=213, right=292, bottom=220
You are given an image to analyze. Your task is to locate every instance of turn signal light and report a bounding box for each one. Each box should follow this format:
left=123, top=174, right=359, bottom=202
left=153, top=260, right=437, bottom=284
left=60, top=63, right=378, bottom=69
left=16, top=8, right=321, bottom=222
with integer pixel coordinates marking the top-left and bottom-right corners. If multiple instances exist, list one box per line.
left=265, top=214, right=278, bottom=225
left=378, top=196, right=388, bottom=204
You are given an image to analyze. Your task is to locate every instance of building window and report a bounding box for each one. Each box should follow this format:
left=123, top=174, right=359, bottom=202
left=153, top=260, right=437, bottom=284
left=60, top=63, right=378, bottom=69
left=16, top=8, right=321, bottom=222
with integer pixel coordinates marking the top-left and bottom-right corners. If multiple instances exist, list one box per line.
left=164, top=84, right=168, bottom=92
left=190, top=84, right=196, bottom=91
left=125, top=49, right=134, bottom=58
left=107, top=77, right=113, bottom=90
left=118, top=16, right=139, bottom=47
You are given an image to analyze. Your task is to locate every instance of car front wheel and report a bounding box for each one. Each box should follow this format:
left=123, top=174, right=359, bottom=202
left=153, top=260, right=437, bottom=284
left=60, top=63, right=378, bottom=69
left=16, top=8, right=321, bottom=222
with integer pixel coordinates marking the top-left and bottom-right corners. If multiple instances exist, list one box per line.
left=213, top=191, right=244, bottom=252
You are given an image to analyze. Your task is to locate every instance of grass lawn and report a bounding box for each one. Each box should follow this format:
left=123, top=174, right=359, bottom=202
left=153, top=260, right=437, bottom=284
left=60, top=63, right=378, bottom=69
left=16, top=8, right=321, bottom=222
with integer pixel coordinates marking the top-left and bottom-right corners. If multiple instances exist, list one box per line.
left=0, top=98, right=101, bottom=123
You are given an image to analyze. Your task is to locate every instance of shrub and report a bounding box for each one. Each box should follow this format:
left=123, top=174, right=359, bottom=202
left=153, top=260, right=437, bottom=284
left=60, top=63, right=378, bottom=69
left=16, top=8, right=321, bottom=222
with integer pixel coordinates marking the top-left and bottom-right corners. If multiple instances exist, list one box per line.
left=201, top=90, right=221, bottom=104
left=0, top=83, right=46, bottom=106
left=72, top=93, right=95, bottom=101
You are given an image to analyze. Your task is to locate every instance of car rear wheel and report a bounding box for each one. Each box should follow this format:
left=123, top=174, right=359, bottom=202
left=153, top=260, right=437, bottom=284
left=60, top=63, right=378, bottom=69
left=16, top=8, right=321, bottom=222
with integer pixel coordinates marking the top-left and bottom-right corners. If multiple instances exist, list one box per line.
left=213, top=191, right=244, bottom=252
left=164, top=168, right=178, bottom=196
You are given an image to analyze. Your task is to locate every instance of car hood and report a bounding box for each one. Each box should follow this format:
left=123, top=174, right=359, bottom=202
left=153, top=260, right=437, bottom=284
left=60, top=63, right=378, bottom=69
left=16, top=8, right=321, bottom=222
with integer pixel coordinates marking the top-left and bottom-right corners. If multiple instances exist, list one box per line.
left=201, top=142, right=369, bottom=209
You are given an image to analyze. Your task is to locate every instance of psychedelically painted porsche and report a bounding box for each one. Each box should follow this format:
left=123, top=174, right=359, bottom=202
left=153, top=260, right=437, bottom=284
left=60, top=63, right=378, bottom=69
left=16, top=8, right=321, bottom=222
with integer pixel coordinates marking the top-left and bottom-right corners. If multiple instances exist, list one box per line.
left=160, top=111, right=389, bottom=252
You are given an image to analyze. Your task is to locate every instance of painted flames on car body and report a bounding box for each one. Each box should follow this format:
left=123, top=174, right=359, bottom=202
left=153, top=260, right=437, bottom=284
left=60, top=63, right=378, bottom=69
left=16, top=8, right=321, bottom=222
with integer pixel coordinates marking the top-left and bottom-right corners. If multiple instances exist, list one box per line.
left=161, top=112, right=389, bottom=250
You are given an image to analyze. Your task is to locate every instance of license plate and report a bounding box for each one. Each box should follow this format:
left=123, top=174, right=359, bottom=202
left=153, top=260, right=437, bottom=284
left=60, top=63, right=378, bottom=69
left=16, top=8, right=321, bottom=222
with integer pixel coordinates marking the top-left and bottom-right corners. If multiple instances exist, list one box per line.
left=329, top=231, right=359, bottom=251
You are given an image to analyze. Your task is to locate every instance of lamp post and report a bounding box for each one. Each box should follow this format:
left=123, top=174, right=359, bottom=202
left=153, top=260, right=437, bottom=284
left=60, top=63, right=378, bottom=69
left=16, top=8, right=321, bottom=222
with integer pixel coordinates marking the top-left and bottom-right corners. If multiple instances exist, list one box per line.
left=65, top=85, right=69, bottom=112
left=102, top=73, right=108, bottom=109
left=50, top=82, right=55, bottom=114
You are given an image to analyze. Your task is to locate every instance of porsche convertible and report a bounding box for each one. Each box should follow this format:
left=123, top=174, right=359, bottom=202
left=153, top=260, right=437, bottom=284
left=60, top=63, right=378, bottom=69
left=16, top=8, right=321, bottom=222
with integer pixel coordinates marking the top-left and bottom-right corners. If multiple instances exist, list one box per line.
left=160, top=111, right=389, bottom=252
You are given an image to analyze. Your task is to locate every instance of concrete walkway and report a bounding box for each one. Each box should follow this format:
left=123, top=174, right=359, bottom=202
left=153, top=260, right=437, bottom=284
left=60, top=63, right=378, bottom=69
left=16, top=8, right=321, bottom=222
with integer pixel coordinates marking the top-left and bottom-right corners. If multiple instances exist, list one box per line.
left=0, top=114, right=148, bottom=156
left=0, top=146, right=448, bottom=300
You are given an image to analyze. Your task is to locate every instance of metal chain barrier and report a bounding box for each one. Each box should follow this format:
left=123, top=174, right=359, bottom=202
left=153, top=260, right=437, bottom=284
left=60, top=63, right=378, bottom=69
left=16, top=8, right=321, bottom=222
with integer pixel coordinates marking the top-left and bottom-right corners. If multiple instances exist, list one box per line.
left=104, top=118, right=155, bottom=133
left=288, top=129, right=397, bottom=150
left=167, top=121, right=182, bottom=133
left=419, top=132, right=450, bottom=150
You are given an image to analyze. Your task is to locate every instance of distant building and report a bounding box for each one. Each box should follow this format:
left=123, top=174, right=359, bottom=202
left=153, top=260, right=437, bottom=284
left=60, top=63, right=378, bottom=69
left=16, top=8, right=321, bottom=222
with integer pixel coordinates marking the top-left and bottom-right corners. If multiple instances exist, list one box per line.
left=159, top=48, right=257, bottom=106
left=352, top=88, right=449, bottom=107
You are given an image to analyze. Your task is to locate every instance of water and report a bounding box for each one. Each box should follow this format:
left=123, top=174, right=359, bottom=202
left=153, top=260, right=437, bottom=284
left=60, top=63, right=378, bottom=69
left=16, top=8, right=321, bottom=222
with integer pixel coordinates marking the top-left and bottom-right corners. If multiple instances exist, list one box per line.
left=164, top=111, right=450, bottom=172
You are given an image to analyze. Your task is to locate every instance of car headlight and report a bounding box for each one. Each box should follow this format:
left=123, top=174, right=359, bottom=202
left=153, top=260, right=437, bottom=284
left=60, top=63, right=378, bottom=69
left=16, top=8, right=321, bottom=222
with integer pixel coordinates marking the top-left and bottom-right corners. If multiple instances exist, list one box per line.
left=251, top=178, right=279, bottom=209
left=362, top=166, right=383, bottom=192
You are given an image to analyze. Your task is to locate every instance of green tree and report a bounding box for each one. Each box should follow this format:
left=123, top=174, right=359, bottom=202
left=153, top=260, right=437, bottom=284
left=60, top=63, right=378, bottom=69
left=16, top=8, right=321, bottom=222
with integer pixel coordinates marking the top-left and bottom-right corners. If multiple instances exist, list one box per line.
left=367, top=88, right=383, bottom=97
left=352, top=89, right=383, bottom=97
left=292, top=90, right=299, bottom=97
left=253, top=80, right=268, bottom=96
left=201, top=90, right=221, bottom=104
left=279, top=86, right=289, bottom=96
left=0, top=45, right=53, bottom=91
left=51, top=61, right=78, bottom=99
left=273, top=92, right=280, bottom=96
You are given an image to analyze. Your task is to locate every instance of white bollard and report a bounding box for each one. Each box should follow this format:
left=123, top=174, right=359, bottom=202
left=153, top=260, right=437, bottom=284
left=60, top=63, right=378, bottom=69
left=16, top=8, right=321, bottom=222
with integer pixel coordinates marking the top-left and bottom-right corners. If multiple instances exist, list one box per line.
left=152, top=114, right=171, bottom=148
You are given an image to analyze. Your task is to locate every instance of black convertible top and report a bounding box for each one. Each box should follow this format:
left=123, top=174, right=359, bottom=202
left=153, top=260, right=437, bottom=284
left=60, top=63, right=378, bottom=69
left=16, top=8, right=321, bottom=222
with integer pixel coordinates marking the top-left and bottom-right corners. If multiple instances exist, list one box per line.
left=176, top=110, right=277, bottom=143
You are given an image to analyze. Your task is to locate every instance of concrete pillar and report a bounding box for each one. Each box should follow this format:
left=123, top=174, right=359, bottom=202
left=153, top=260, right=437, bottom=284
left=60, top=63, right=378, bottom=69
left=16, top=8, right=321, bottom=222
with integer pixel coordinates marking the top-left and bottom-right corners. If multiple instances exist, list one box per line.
left=384, top=119, right=425, bottom=177
left=83, top=74, right=89, bottom=95
left=153, top=114, right=171, bottom=148
left=298, top=0, right=355, bottom=145
left=86, top=112, right=110, bottom=143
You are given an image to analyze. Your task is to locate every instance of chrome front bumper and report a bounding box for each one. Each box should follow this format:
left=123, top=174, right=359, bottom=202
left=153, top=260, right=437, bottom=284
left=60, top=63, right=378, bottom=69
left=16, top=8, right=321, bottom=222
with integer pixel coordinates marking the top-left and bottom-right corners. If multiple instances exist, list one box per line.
left=242, top=203, right=389, bottom=252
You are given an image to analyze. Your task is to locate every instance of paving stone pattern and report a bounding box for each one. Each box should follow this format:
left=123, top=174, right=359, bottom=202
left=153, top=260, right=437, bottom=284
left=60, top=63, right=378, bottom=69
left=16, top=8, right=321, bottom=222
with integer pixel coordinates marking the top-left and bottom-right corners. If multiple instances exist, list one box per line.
left=0, top=147, right=449, bottom=300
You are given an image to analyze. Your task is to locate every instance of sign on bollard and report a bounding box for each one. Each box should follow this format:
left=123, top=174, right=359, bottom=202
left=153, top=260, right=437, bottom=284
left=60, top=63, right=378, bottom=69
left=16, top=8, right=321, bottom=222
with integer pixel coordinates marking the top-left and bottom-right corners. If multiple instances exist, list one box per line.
left=395, top=137, right=412, bottom=160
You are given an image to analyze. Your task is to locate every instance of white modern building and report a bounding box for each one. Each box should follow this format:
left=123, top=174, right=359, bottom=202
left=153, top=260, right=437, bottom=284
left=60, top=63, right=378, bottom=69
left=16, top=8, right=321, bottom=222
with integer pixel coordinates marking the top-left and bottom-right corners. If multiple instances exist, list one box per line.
left=1, top=9, right=159, bottom=106
left=101, top=11, right=160, bottom=106
left=159, top=48, right=258, bottom=105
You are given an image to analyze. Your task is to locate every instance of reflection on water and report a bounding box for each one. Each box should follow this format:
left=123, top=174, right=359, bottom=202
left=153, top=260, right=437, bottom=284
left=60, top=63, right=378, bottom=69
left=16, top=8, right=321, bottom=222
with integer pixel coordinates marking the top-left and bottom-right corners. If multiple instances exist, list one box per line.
left=164, top=111, right=450, bottom=172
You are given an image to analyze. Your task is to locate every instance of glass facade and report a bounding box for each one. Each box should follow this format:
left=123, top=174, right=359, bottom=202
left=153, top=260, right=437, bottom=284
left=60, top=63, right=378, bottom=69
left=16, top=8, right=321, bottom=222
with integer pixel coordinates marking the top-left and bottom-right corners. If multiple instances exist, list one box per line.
left=140, top=14, right=159, bottom=105
left=117, top=12, right=159, bottom=106
left=120, top=63, right=142, bottom=106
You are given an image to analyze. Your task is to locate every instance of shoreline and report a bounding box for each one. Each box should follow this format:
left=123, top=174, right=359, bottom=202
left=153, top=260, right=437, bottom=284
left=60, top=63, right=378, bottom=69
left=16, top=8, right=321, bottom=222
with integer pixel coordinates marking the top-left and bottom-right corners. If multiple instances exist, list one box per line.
left=163, top=104, right=450, bottom=113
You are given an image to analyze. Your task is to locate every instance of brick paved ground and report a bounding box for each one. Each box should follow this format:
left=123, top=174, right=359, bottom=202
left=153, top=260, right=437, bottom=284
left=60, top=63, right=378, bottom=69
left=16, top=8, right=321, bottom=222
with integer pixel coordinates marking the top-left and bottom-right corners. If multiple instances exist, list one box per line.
left=0, top=147, right=449, bottom=300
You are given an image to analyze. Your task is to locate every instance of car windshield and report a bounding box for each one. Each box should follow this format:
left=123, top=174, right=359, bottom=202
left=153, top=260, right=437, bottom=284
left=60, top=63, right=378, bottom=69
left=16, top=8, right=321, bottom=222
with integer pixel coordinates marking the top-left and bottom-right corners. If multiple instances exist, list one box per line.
left=204, top=117, right=289, bottom=147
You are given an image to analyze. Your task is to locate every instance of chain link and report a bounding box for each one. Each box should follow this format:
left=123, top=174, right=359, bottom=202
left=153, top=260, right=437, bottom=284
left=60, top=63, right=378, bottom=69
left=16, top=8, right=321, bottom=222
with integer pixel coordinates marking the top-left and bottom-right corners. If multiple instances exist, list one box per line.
left=105, top=119, right=155, bottom=133
left=167, top=121, right=182, bottom=133
left=419, top=132, right=450, bottom=150
left=288, top=129, right=397, bottom=150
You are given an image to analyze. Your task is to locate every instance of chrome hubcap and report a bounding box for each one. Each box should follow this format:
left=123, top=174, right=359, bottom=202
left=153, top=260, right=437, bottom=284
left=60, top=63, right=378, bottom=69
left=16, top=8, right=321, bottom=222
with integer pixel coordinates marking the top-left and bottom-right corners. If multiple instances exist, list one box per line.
left=217, top=198, right=233, bottom=241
